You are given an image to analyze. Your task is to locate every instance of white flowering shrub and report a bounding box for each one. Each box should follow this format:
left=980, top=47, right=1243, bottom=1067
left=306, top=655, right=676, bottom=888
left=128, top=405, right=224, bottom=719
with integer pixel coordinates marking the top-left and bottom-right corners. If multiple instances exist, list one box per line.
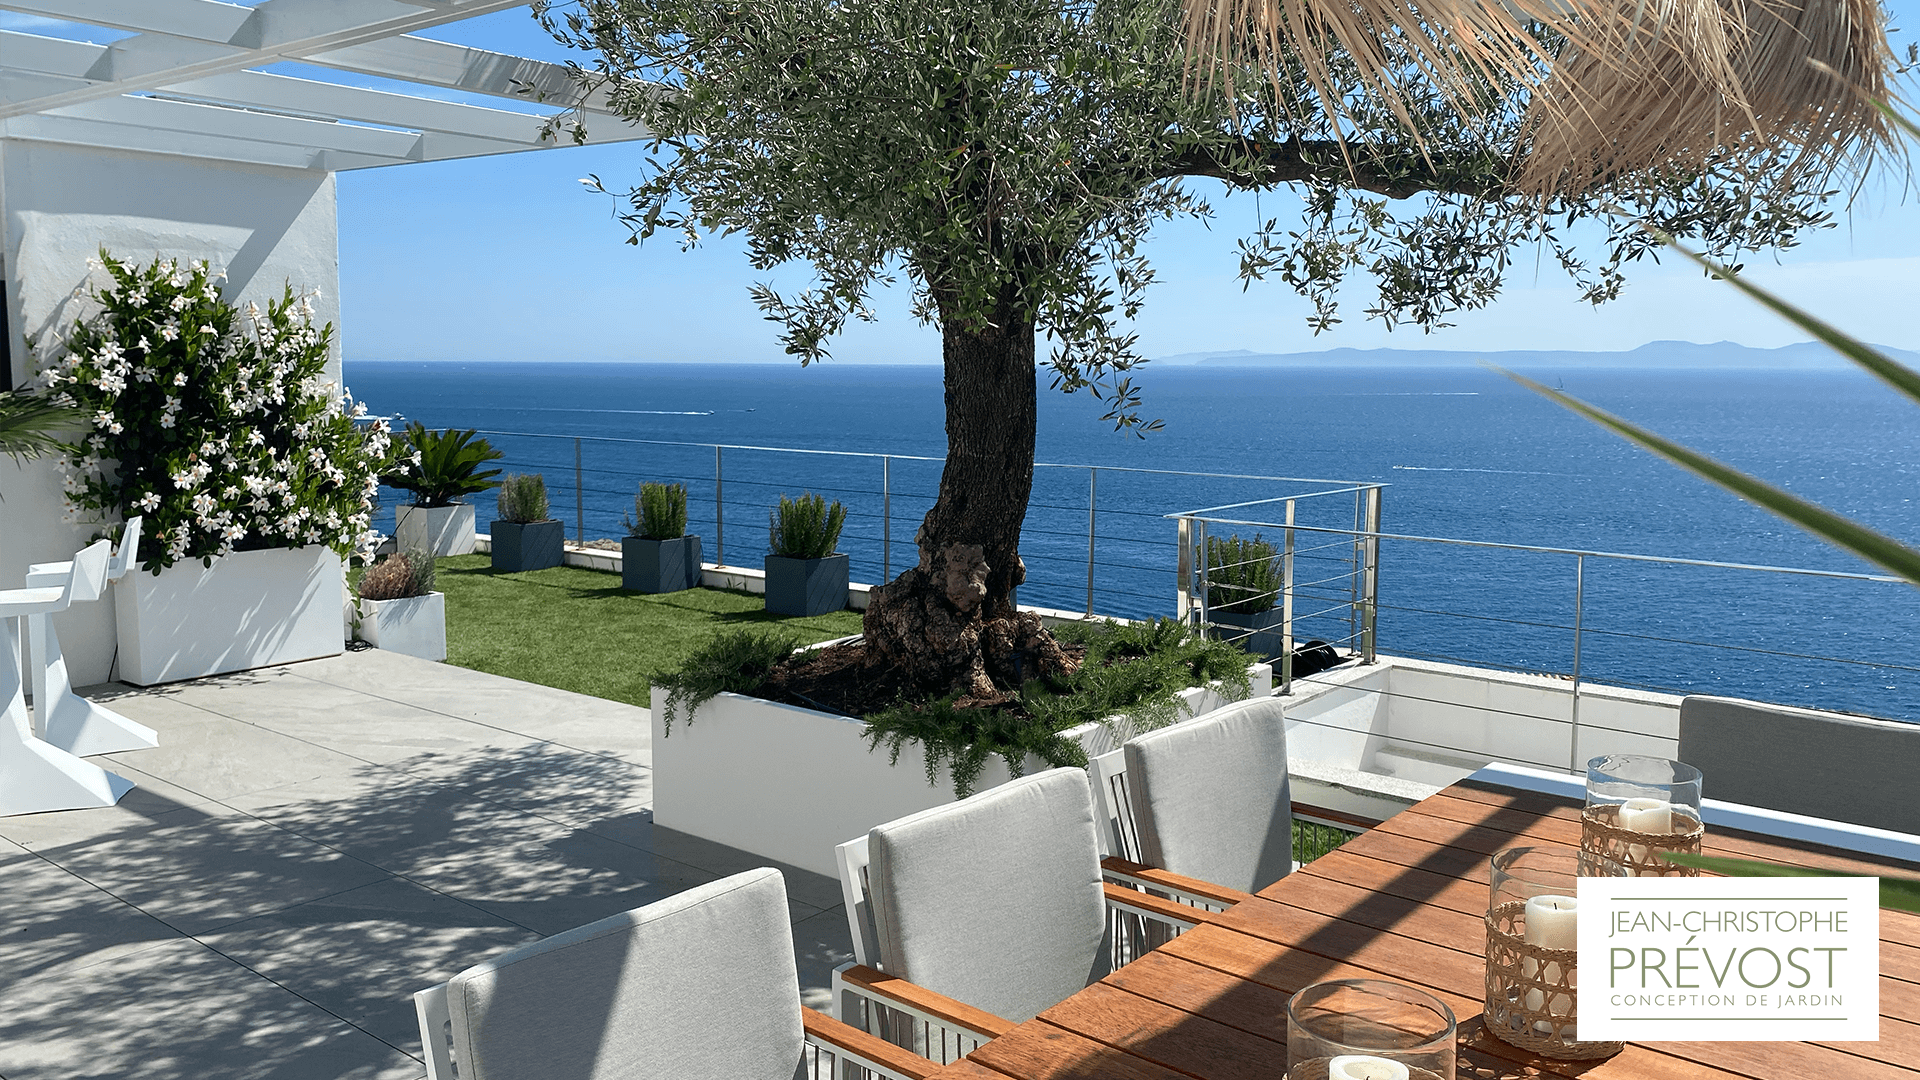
left=39, top=251, right=391, bottom=572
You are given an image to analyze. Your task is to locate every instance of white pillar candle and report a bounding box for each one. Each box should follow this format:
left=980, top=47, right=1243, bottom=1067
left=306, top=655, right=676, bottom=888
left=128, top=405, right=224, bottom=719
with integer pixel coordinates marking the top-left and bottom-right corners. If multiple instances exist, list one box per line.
left=1328, top=1055, right=1411, bottom=1080
left=1617, top=797, right=1674, bottom=835
left=1522, top=895, right=1578, bottom=1014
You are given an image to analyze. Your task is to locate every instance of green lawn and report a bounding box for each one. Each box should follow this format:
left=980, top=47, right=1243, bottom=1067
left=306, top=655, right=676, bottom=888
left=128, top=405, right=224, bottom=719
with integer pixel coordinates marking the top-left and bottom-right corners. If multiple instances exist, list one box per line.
left=426, top=554, right=864, bottom=707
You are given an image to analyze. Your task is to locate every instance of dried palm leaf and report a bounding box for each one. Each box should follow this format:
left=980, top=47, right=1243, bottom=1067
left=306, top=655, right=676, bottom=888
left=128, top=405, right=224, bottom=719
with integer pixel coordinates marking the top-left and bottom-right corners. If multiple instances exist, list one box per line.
left=1182, top=0, right=1896, bottom=196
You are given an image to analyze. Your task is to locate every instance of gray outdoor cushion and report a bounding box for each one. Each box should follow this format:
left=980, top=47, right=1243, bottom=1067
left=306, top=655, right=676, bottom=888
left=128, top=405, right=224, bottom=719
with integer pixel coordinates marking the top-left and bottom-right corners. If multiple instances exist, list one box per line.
left=1678, top=695, right=1920, bottom=835
left=866, top=768, right=1108, bottom=1023
left=1125, top=695, right=1293, bottom=894
left=445, top=867, right=803, bottom=1080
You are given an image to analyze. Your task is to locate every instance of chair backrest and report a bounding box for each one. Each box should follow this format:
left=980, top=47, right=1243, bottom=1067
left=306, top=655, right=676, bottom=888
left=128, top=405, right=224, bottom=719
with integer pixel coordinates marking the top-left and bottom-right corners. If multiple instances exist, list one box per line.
left=1087, top=748, right=1139, bottom=861
left=58, top=541, right=113, bottom=608
left=440, top=868, right=804, bottom=1080
left=864, top=768, right=1109, bottom=1023
left=1678, top=695, right=1920, bottom=835
left=835, top=833, right=882, bottom=968
left=1124, top=695, right=1293, bottom=894
left=108, top=516, right=143, bottom=581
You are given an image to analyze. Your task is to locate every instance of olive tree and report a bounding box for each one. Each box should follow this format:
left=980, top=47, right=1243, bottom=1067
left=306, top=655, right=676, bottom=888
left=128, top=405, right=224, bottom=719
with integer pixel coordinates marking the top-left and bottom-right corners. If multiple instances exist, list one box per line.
left=539, top=0, right=1849, bottom=703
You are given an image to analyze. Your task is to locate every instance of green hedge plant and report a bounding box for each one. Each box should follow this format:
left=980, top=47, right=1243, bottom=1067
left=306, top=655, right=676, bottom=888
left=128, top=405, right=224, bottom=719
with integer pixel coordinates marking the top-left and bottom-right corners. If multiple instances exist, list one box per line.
left=381, top=424, right=503, bottom=507
left=1205, top=533, right=1281, bottom=615
left=496, top=473, right=550, bottom=524
left=626, top=481, right=688, bottom=540
left=768, top=492, right=846, bottom=559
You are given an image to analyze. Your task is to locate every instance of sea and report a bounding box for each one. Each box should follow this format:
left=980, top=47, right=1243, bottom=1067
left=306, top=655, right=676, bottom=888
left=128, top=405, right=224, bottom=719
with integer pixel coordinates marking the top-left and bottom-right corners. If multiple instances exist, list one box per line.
left=345, top=361, right=1920, bottom=721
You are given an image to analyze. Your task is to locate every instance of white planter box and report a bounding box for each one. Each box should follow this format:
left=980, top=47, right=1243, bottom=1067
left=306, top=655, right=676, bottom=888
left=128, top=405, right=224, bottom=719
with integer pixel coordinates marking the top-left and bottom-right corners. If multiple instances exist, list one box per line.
left=394, top=503, right=477, bottom=557
left=114, top=545, right=345, bottom=686
left=356, top=591, right=446, bottom=662
left=649, top=663, right=1269, bottom=878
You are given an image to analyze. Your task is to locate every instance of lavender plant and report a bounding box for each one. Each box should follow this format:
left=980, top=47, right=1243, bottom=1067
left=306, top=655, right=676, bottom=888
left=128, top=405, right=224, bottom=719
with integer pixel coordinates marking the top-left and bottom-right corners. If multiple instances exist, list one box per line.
left=37, top=251, right=390, bottom=572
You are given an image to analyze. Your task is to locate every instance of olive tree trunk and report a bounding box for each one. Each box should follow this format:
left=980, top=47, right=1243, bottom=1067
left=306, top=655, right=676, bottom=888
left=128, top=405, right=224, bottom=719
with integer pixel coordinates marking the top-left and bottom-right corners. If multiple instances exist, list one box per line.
left=861, top=297, right=1073, bottom=704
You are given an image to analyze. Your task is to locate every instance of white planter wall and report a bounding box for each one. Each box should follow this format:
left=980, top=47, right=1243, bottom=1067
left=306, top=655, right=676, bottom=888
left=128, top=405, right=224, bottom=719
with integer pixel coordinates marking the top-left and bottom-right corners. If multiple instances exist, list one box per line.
left=356, top=591, right=446, bottom=662
left=395, top=504, right=477, bottom=557
left=115, top=546, right=345, bottom=685
left=650, top=663, right=1269, bottom=878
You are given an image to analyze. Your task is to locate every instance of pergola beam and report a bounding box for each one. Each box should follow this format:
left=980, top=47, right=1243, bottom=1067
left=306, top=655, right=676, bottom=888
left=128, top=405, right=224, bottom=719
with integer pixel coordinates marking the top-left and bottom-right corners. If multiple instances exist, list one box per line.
left=304, top=34, right=616, bottom=113
left=0, top=0, right=532, bottom=119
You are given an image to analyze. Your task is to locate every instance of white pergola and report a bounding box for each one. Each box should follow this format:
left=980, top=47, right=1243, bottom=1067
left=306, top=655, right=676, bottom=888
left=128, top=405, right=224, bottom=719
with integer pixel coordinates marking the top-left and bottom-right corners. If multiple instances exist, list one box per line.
left=0, top=0, right=645, bottom=172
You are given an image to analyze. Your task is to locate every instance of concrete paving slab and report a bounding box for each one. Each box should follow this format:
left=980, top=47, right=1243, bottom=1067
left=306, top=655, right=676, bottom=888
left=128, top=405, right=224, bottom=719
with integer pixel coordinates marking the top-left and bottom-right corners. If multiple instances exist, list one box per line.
left=0, top=850, right=186, bottom=982
left=32, top=815, right=393, bottom=936
left=392, top=740, right=651, bottom=827
left=0, top=760, right=235, bottom=850
left=0, top=937, right=425, bottom=1080
left=98, top=707, right=368, bottom=803
left=791, top=905, right=858, bottom=1011
left=399, top=820, right=719, bottom=937
left=199, top=876, right=541, bottom=1060
left=581, top=810, right=848, bottom=913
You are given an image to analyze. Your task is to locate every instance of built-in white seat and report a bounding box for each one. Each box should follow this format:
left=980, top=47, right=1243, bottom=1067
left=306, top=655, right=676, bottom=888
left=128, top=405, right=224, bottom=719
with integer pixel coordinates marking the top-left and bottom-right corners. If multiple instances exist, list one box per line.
left=23, top=517, right=155, bottom=755
left=0, top=540, right=134, bottom=815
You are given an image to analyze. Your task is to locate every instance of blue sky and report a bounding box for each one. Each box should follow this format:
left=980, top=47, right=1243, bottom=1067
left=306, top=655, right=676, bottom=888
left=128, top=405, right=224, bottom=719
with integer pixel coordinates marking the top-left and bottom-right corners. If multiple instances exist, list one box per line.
left=10, top=6, right=1916, bottom=363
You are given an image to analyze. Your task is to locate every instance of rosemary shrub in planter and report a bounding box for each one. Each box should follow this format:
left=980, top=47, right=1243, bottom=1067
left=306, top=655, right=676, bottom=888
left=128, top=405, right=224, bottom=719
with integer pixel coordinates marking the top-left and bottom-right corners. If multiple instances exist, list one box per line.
left=622, top=481, right=701, bottom=593
left=1206, top=533, right=1287, bottom=662
left=38, top=251, right=389, bottom=684
left=490, top=473, right=564, bottom=572
left=648, top=619, right=1268, bottom=877
left=383, top=423, right=503, bottom=557
left=764, top=492, right=848, bottom=616
left=354, top=548, right=445, bottom=661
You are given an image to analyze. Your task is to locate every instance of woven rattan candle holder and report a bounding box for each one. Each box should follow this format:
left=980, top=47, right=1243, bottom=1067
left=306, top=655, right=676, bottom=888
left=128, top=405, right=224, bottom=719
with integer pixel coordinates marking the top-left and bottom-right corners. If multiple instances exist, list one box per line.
left=1580, top=802, right=1703, bottom=877
left=1484, top=847, right=1623, bottom=1062
left=1583, top=754, right=1705, bottom=877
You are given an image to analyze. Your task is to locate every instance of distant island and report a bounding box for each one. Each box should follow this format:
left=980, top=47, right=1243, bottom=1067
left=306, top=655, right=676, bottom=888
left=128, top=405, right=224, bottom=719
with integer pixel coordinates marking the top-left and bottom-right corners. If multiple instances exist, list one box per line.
left=1153, top=340, right=1920, bottom=369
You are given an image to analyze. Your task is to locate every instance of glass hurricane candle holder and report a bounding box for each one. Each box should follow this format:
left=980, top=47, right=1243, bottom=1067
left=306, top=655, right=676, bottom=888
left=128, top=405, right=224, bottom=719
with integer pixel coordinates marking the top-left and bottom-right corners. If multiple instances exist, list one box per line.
left=1285, top=979, right=1456, bottom=1080
left=1484, top=847, right=1624, bottom=1061
left=1582, top=754, right=1704, bottom=877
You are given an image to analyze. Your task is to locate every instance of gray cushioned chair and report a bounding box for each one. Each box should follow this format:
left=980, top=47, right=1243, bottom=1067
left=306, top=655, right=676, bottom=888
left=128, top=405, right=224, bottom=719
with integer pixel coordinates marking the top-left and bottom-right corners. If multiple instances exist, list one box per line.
left=1123, top=694, right=1294, bottom=895
left=413, top=868, right=936, bottom=1080
left=1678, top=694, right=1920, bottom=835
left=866, top=768, right=1112, bottom=1024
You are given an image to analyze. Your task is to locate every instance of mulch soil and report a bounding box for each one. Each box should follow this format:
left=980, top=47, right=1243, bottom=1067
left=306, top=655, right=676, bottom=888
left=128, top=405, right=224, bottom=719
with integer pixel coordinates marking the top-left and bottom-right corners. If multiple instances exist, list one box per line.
left=756, top=638, right=1090, bottom=720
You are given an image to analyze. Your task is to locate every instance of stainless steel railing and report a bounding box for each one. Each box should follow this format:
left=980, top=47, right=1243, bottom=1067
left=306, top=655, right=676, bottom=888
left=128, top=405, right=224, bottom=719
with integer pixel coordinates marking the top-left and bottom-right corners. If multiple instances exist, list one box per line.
left=1170, top=503, right=1920, bottom=738
left=388, top=428, right=1370, bottom=620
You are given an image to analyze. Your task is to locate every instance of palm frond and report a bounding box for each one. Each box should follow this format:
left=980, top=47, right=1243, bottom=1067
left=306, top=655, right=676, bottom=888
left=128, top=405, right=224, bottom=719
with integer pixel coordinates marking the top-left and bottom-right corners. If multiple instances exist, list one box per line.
left=0, top=391, right=82, bottom=461
left=1181, top=0, right=1896, bottom=197
left=1496, top=366, right=1920, bottom=586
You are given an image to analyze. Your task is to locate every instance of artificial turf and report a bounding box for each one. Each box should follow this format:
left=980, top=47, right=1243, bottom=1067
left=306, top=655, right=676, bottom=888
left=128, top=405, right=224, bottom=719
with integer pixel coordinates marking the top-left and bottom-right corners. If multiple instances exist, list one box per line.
left=425, top=553, right=864, bottom=707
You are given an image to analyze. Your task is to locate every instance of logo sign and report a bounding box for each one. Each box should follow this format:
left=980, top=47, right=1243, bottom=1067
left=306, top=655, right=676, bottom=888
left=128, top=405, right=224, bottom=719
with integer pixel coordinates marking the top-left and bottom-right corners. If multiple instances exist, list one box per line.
left=1577, top=876, right=1879, bottom=1042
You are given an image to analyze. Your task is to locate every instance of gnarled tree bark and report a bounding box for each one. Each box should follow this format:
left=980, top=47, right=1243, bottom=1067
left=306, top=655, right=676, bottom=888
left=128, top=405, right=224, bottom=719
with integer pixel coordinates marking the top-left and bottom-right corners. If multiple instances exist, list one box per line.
left=862, top=291, right=1074, bottom=704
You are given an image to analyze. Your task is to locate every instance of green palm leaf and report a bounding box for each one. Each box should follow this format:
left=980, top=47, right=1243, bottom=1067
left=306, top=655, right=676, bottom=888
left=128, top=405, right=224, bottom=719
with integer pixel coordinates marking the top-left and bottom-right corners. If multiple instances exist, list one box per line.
left=1658, top=852, right=1920, bottom=913
left=1496, top=366, right=1920, bottom=586
left=0, top=391, right=82, bottom=461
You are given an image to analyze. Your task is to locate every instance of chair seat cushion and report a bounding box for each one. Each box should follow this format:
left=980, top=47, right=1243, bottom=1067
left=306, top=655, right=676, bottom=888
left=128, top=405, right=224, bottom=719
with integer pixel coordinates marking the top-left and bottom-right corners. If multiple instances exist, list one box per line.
left=867, top=768, right=1108, bottom=1022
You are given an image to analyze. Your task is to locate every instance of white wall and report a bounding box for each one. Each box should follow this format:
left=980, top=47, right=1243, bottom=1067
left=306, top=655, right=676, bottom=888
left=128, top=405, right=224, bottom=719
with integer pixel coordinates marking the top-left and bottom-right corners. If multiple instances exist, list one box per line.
left=1, top=139, right=340, bottom=685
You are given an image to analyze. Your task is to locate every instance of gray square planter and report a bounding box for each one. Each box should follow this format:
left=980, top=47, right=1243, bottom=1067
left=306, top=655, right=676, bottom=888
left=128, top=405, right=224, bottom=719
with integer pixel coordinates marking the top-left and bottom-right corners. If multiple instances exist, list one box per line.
left=764, top=553, right=849, bottom=617
left=624, top=535, right=703, bottom=593
left=1210, top=608, right=1287, bottom=662
left=491, top=519, right=564, bottom=572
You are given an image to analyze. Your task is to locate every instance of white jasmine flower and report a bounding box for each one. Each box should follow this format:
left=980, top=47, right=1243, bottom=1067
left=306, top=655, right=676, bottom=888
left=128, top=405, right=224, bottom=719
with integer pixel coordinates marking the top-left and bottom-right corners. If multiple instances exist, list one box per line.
left=168, top=294, right=189, bottom=313
left=135, top=492, right=162, bottom=512
left=173, top=372, right=188, bottom=387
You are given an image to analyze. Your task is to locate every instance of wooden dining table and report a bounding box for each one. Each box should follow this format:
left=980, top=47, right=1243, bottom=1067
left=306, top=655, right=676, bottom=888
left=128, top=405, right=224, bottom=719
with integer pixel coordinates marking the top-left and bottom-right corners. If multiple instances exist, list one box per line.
left=924, top=773, right=1920, bottom=1080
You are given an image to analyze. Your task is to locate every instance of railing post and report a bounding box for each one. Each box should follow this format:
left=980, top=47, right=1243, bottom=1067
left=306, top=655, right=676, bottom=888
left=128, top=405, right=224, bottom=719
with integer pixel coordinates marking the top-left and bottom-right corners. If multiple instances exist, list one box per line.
left=1193, top=519, right=1211, bottom=633
left=1281, top=498, right=1296, bottom=696
left=1085, top=467, right=1098, bottom=617
left=714, top=445, right=724, bottom=567
left=1570, top=553, right=1585, bottom=773
left=882, top=455, right=892, bottom=583
left=1349, top=488, right=1363, bottom=653
left=573, top=437, right=584, bottom=546
left=1175, top=516, right=1194, bottom=625
left=1361, top=485, right=1381, bottom=664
